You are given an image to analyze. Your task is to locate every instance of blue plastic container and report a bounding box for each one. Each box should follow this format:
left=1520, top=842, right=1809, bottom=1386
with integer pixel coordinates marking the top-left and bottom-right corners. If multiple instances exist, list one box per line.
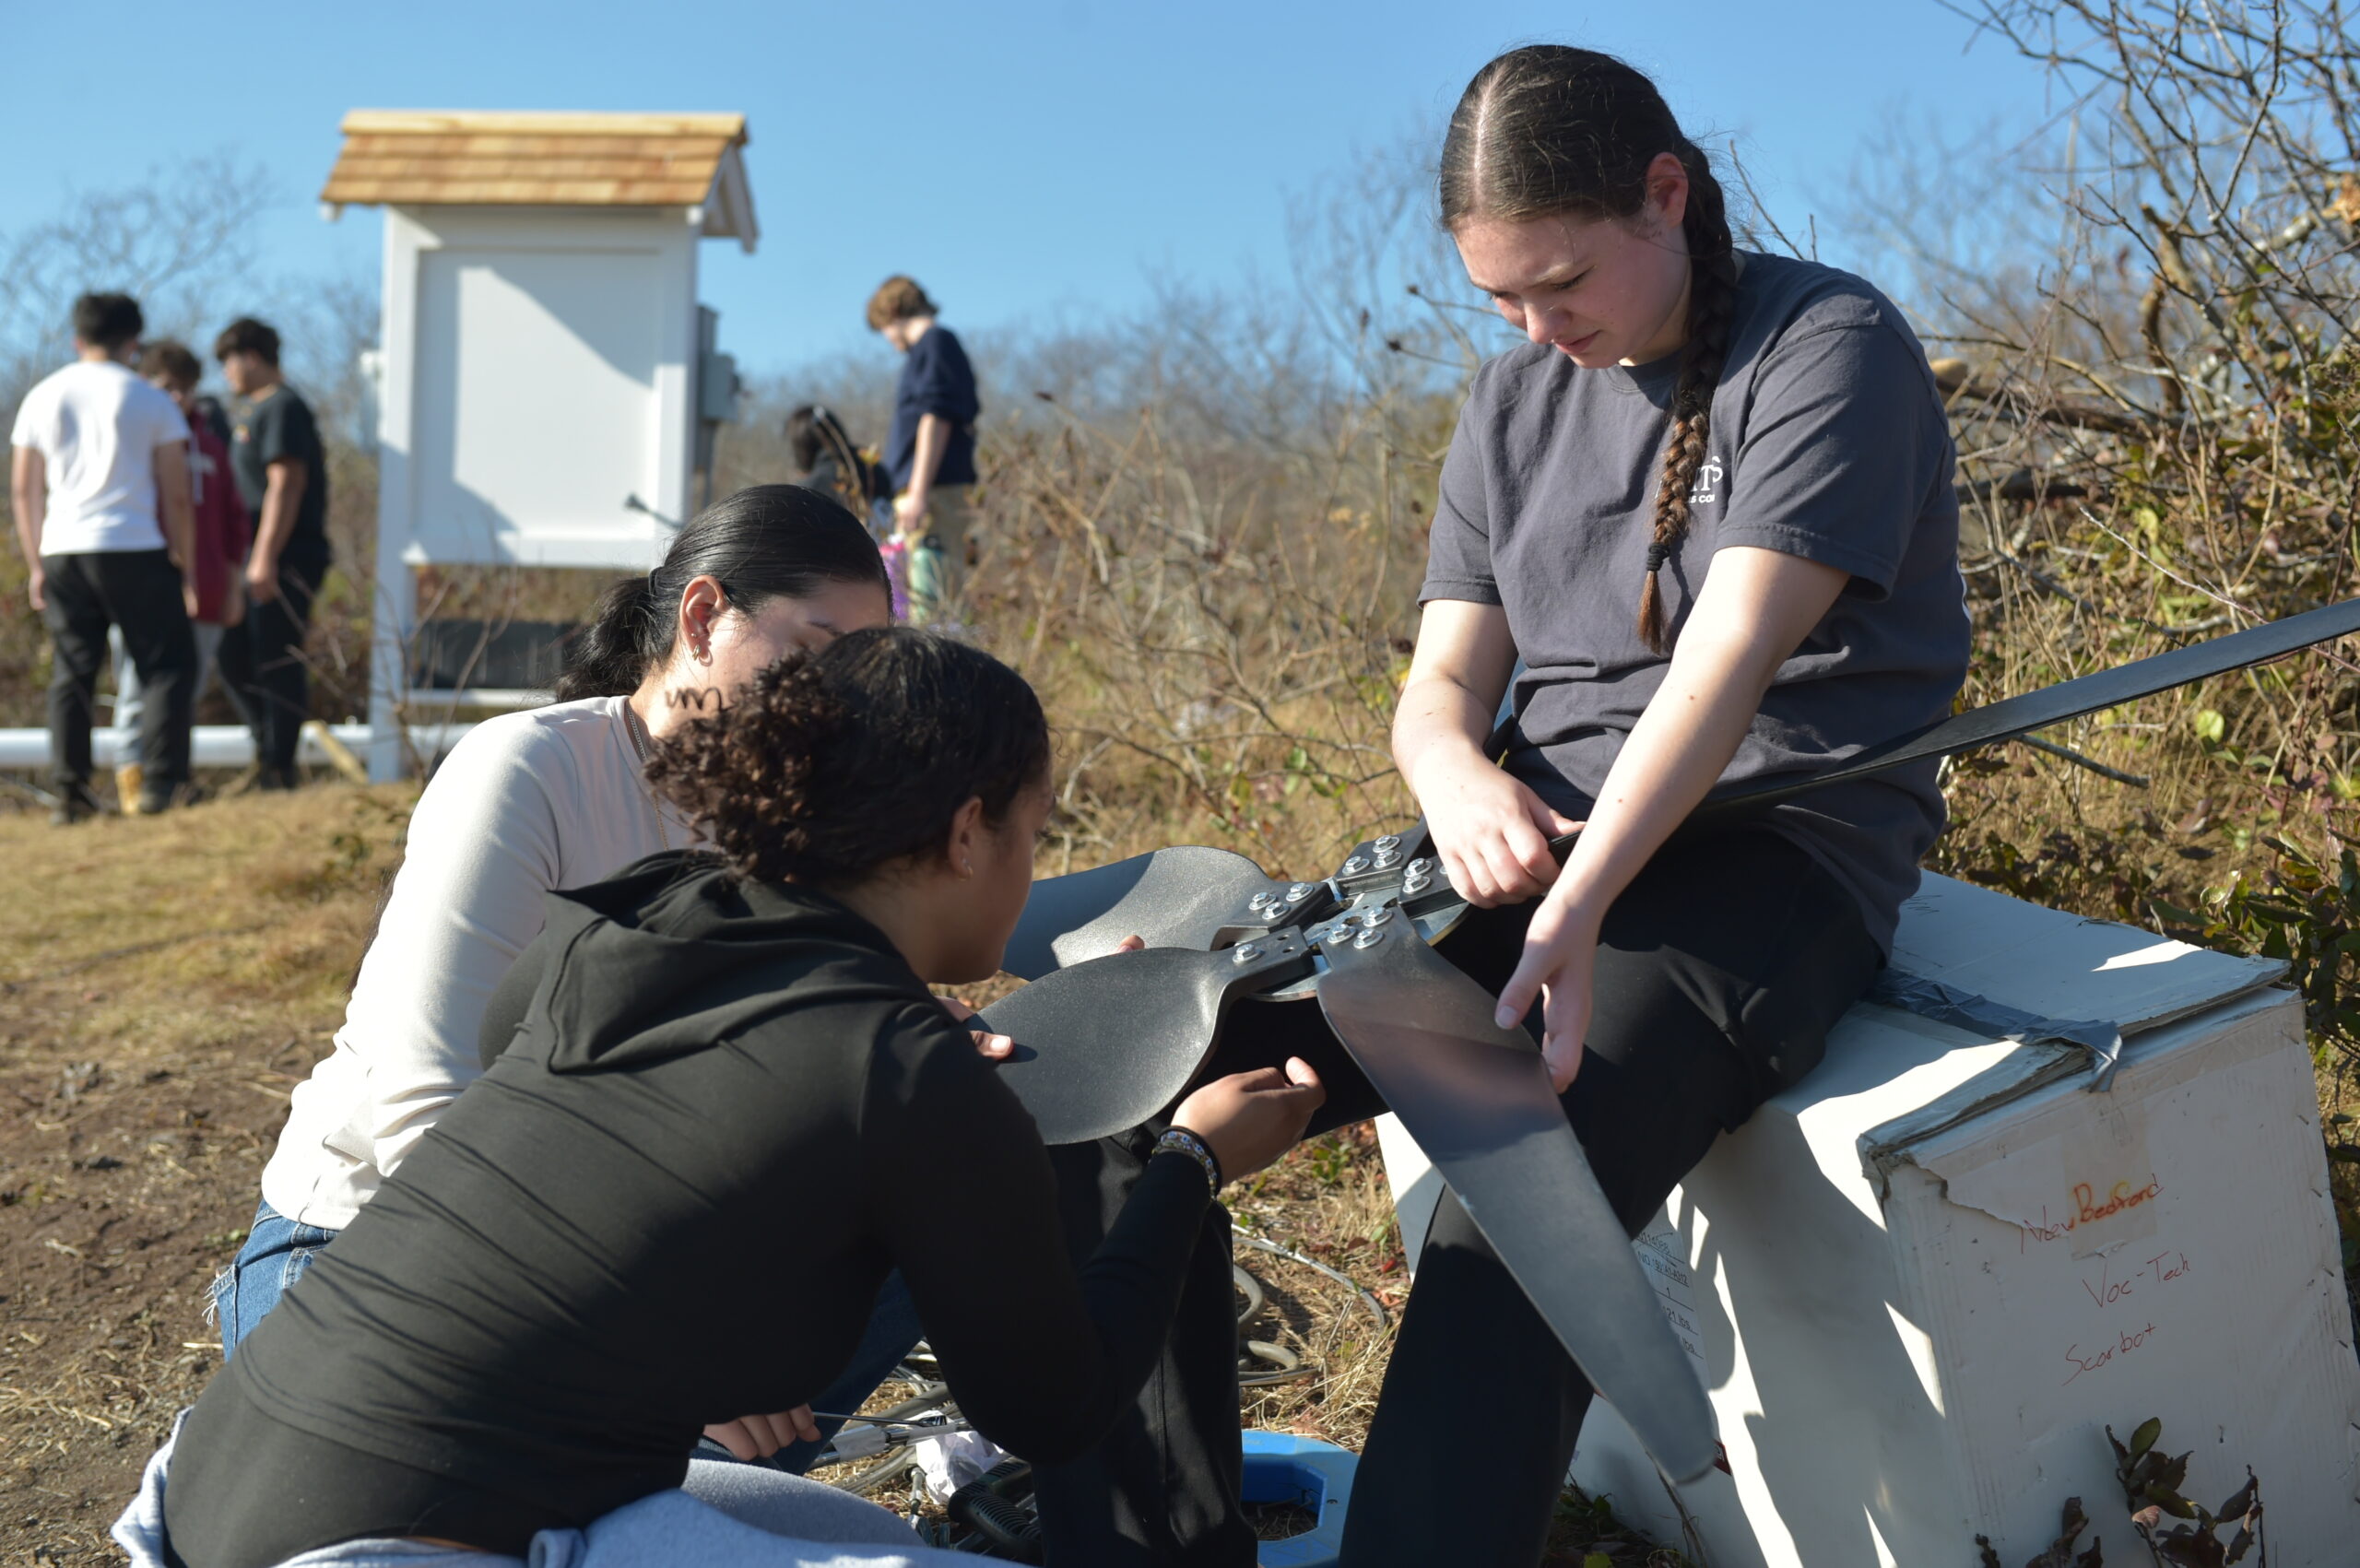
left=1241, top=1430, right=1357, bottom=1567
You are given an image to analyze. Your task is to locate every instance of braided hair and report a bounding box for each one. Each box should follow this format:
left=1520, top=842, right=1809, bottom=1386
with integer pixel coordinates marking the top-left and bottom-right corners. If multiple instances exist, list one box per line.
left=1439, top=45, right=1739, bottom=653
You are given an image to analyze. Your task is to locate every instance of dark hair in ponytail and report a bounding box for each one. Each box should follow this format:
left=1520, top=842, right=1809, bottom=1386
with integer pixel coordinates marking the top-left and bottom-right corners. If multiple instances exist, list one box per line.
left=1438, top=45, right=1739, bottom=653
left=555, top=484, right=891, bottom=701
left=785, top=404, right=858, bottom=478
left=646, top=627, right=1049, bottom=888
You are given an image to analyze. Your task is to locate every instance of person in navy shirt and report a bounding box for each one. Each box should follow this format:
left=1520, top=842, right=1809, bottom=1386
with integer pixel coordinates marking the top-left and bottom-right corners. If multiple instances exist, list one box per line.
left=867, top=276, right=980, bottom=624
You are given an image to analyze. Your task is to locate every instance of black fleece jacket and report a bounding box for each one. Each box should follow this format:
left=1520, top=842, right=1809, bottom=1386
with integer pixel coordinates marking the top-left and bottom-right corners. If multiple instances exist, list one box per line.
left=163, top=853, right=1210, bottom=1565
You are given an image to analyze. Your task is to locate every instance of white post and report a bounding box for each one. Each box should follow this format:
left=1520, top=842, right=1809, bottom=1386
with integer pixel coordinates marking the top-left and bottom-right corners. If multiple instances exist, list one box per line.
left=366, top=552, right=414, bottom=783
left=367, top=208, right=424, bottom=781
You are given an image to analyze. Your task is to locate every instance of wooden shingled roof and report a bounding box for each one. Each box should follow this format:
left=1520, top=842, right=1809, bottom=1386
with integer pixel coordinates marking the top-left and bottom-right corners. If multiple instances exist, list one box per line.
left=320, top=111, right=757, bottom=246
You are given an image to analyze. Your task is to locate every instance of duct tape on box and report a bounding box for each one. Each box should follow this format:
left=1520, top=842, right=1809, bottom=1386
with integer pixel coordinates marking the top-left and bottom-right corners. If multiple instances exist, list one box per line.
left=1867, top=970, right=2124, bottom=1091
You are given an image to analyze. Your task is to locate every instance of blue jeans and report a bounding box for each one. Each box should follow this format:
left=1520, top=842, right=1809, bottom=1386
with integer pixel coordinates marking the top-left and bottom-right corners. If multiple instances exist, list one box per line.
left=212, top=1199, right=338, bottom=1359
left=217, top=1201, right=922, bottom=1480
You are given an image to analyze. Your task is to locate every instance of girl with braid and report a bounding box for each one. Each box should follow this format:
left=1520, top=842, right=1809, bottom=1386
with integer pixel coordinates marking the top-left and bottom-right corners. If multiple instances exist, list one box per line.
left=1346, top=43, right=1970, bottom=1564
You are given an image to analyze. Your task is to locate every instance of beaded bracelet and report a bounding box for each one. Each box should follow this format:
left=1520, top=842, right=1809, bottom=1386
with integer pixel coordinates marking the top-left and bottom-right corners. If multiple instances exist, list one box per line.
left=1154, top=1127, right=1222, bottom=1196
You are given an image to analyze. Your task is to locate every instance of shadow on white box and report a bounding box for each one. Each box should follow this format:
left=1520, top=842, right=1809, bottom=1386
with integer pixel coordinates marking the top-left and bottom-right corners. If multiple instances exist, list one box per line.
left=1374, top=874, right=2360, bottom=1567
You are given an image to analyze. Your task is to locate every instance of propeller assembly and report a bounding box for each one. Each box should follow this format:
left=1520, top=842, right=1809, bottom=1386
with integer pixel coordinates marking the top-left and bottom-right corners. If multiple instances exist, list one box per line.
left=977, top=595, right=2360, bottom=1487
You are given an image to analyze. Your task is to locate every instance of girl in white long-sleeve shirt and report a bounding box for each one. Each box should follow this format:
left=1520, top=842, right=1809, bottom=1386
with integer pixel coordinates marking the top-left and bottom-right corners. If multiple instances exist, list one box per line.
left=219, top=486, right=893, bottom=1383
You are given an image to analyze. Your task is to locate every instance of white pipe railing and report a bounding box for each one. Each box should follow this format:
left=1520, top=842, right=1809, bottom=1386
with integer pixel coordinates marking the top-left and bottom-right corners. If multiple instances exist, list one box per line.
left=0, top=723, right=478, bottom=772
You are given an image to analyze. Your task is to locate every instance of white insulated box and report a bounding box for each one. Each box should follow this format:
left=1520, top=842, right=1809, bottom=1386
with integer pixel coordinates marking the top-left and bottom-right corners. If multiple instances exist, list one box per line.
left=1375, top=873, right=2360, bottom=1565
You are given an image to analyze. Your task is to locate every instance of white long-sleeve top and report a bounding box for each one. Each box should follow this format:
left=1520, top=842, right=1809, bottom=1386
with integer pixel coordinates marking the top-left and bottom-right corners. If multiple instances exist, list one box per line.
left=262, top=696, right=690, bottom=1229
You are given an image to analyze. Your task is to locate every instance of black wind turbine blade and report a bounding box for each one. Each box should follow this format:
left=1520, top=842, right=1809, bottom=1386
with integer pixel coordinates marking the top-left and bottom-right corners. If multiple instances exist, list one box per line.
left=1313, top=921, right=1720, bottom=1485
left=1704, top=595, right=2360, bottom=820
left=980, top=932, right=1316, bottom=1144
left=1002, top=846, right=1290, bottom=981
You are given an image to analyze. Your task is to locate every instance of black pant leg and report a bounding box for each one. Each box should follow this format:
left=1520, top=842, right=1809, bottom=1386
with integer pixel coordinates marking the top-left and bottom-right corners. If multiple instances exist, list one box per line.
left=1337, top=831, right=1881, bottom=1568
left=1029, top=963, right=1398, bottom=1568
left=214, top=596, right=262, bottom=741
left=1033, top=1133, right=1257, bottom=1568
left=39, top=555, right=110, bottom=791
left=1022, top=907, right=1511, bottom=1565
left=100, top=550, right=197, bottom=791
left=254, top=565, right=320, bottom=772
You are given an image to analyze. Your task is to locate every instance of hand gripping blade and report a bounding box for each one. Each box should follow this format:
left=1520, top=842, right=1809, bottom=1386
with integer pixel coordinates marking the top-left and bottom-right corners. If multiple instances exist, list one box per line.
left=1002, top=846, right=1288, bottom=981
left=980, top=935, right=1315, bottom=1143
left=1313, top=925, right=1718, bottom=1484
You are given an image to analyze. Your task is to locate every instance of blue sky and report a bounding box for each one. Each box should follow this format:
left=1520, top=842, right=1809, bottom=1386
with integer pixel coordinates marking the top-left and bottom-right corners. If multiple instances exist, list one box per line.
left=0, top=0, right=2058, bottom=376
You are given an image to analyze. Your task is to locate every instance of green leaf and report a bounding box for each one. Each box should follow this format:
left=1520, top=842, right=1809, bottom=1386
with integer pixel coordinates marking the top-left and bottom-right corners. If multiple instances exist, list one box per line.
left=2129, top=1416, right=2164, bottom=1457
left=2194, top=709, right=2227, bottom=743
left=1583, top=1556, right=1614, bottom=1568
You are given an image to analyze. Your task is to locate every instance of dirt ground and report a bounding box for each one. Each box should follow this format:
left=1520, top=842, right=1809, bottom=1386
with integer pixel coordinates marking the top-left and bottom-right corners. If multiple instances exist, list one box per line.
left=0, top=783, right=1560, bottom=1566
left=0, top=785, right=405, bottom=1564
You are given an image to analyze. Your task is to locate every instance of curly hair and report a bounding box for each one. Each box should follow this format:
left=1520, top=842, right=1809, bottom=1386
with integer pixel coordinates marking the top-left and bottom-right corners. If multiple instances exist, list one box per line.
left=645, top=628, right=1048, bottom=888
left=1440, top=44, right=1739, bottom=653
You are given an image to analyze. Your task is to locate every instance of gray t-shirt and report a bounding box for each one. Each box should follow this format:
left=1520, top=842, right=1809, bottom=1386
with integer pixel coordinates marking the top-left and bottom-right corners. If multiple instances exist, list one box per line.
left=1422, top=251, right=1969, bottom=952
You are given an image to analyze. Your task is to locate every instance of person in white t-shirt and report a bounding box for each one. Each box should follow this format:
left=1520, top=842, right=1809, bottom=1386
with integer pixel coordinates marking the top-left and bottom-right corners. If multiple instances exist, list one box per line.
left=220, top=483, right=986, bottom=1469
left=9, top=292, right=201, bottom=821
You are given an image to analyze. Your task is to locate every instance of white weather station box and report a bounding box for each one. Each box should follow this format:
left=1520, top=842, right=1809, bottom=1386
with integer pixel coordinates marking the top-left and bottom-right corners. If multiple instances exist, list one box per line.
left=319, top=111, right=754, bottom=778
left=1380, top=873, right=2360, bottom=1565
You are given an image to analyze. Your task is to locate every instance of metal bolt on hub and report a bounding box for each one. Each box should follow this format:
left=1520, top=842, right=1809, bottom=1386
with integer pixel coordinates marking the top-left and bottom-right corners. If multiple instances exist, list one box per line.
left=1340, top=855, right=1371, bottom=877
left=1234, top=943, right=1264, bottom=963
left=1352, top=925, right=1386, bottom=949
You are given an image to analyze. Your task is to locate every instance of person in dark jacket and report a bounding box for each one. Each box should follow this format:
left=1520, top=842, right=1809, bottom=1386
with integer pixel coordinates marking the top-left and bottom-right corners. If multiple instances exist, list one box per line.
left=132, top=628, right=1326, bottom=1568
left=867, top=277, right=980, bottom=625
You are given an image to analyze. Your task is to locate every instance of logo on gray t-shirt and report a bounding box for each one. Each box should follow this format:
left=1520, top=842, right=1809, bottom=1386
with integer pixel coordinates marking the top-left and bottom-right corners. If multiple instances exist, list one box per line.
left=1688, top=454, right=1725, bottom=507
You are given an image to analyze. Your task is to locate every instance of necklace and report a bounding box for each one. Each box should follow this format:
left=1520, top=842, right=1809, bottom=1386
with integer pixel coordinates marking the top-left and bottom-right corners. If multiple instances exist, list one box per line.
left=620, top=701, right=676, bottom=852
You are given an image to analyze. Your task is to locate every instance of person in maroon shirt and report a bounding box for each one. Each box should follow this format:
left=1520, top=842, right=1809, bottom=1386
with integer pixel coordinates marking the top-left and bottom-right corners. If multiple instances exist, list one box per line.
left=112, top=340, right=251, bottom=808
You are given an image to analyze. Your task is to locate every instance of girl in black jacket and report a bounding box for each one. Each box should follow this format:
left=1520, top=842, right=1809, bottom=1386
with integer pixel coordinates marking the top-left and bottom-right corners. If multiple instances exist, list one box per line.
left=136, top=629, right=1325, bottom=1568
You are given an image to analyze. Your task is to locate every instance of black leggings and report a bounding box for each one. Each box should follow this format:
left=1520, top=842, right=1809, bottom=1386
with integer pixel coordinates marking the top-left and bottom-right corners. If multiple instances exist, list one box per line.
left=1036, top=827, right=1880, bottom=1568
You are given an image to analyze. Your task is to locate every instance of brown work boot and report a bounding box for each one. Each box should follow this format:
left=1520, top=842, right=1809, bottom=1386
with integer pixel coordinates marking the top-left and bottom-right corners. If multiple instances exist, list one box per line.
left=115, top=762, right=148, bottom=812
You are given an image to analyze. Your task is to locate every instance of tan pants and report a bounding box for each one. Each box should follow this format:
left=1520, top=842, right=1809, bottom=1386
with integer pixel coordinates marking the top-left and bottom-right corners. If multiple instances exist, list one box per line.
left=901, top=485, right=974, bottom=625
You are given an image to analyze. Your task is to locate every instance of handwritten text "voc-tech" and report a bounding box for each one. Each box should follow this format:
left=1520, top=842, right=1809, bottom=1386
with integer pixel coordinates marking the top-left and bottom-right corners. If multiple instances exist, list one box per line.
left=2080, top=1249, right=2193, bottom=1311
